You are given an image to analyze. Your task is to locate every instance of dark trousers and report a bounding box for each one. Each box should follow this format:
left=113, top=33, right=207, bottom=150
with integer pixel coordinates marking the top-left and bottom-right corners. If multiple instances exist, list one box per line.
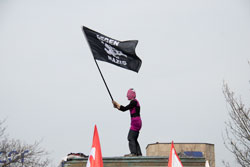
left=127, top=129, right=142, bottom=156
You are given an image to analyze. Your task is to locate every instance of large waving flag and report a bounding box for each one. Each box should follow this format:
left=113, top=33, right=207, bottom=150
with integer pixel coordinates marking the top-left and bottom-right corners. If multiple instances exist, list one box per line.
left=82, top=26, right=142, bottom=73
left=86, top=125, right=103, bottom=167
left=168, top=141, right=183, bottom=167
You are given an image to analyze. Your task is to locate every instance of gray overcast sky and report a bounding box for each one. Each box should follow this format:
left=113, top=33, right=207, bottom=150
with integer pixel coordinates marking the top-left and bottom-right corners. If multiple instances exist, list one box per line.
left=0, top=0, right=250, bottom=166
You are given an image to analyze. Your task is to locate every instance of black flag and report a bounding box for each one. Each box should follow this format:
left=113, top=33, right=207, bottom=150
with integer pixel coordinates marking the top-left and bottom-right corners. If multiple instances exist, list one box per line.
left=82, top=26, right=142, bottom=73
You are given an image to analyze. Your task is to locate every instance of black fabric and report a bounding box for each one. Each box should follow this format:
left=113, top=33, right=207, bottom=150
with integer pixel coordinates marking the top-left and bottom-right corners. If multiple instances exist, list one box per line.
left=119, top=100, right=140, bottom=117
left=127, top=129, right=142, bottom=156
left=131, top=112, right=140, bottom=117
left=82, top=26, right=142, bottom=73
left=119, top=100, right=137, bottom=111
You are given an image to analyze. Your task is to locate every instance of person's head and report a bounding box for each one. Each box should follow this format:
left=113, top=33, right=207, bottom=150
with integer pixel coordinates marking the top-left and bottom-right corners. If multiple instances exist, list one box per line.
left=127, top=88, right=136, bottom=100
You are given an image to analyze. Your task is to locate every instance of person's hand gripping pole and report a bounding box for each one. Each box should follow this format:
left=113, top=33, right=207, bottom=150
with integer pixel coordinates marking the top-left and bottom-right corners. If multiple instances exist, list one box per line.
left=112, top=100, right=121, bottom=109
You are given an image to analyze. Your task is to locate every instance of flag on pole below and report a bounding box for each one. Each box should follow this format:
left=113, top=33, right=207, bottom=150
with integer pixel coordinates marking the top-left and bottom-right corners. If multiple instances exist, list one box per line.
left=168, top=141, right=183, bottom=167
left=82, top=26, right=142, bottom=73
left=86, top=125, right=103, bottom=167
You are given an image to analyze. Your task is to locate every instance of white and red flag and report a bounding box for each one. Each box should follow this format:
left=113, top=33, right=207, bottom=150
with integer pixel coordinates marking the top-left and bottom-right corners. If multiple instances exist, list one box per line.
left=168, top=141, right=183, bottom=167
left=86, top=125, right=103, bottom=167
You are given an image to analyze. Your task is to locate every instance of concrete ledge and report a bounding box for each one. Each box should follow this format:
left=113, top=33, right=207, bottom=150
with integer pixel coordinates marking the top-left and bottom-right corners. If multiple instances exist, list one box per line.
left=61, top=156, right=205, bottom=167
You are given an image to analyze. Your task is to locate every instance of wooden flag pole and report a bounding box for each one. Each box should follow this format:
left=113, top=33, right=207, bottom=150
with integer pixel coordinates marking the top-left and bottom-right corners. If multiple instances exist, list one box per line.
left=94, top=59, right=114, bottom=101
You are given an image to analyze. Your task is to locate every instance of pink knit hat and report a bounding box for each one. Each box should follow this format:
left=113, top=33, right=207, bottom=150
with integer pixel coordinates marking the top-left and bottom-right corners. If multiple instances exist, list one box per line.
left=127, top=88, right=136, bottom=100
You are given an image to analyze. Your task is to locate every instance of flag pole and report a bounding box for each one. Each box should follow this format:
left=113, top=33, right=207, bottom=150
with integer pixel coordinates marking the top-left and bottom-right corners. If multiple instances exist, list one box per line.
left=82, top=27, right=114, bottom=101
left=93, top=59, right=114, bottom=101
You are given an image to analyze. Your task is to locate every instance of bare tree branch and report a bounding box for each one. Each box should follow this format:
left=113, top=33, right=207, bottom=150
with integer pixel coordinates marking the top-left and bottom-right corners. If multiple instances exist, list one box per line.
left=0, top=120, right=51, bottom=167
left=222, top=81, right=250, bottom=167
left=0, top=120, right=7, bottom=139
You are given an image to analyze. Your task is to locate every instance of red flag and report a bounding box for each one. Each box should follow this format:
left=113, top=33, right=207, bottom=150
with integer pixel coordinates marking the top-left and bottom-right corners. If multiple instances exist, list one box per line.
left=168, top=141, right=183, bottom=167
left=86, top=125, right=103, bottom=167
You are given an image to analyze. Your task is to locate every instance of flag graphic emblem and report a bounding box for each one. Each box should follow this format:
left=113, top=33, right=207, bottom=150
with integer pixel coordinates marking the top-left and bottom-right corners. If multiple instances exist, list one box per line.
left=82, top=26, right=142, bottom=72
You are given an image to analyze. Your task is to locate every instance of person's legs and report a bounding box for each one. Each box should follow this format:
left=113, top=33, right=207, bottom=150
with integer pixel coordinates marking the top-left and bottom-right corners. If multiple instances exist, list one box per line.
left=127, top=129, right=140, bottom=155
left=135, top=134, right=142, bottom=156
left=127, top=129, right=137, bottom=155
